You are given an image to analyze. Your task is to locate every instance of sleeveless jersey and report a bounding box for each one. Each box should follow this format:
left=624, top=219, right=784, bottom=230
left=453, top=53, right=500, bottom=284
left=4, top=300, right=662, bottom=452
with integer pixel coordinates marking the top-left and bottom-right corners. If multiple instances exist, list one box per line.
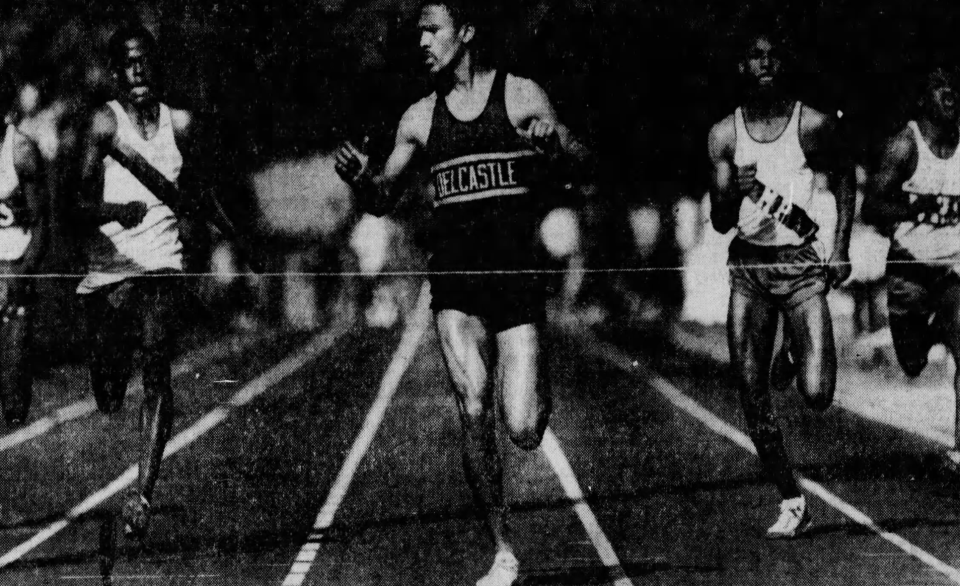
left=734, top=102, right=828, bottom=250
left=423, top=70, right=545, bottom=234
left=78, top=101, right=184, bottom=293
left=0, top=125, right=32, bottom=262
left=892, top=121, right=960, bottom=266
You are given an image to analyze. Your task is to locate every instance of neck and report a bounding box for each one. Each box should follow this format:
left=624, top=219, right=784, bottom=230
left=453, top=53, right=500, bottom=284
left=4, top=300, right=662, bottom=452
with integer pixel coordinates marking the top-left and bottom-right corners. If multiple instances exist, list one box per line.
left=439, top=51, right=491, bottom=93
left=743, top=94, right=793, bottom=120
left=122, top=98, right=160, bottom=125
left=918, top=117, right=959, bottom=149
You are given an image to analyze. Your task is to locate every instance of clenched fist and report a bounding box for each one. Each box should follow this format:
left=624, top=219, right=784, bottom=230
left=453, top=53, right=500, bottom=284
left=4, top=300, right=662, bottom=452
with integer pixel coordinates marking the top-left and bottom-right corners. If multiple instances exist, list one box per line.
left=736, top=164, right=763, bottom=202
left=520, top=118, right=561, bottom=158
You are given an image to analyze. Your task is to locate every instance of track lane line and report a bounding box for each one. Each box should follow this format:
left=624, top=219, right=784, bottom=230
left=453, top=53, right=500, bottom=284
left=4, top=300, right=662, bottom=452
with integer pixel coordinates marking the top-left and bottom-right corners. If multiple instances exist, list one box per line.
left=540, top=428, right=636, bottom=586
left=281, top=283, right=430, bottom=586
left=0, top=329, right=279, bottom=453
left=0, top=321, right=349, bottom=570
left=579, top=330, right=960, bottom=584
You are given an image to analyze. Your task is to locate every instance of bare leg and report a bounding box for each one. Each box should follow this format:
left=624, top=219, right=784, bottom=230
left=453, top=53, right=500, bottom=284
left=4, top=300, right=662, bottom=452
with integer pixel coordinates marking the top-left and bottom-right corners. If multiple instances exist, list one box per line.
left=937, top=284, right=960, bottom=450
left=785, top=294, right=836, bottom=412
left=728, top=291, right=801, bottom=499
left=496, top=324, right=550, bottom=452
left=435, top=310, right=510, bottom=553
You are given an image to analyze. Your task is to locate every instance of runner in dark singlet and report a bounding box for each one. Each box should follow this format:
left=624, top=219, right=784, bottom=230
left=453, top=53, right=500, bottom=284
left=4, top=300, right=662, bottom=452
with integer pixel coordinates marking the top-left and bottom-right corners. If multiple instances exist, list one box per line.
left=334, top=2, right=592, bottom=583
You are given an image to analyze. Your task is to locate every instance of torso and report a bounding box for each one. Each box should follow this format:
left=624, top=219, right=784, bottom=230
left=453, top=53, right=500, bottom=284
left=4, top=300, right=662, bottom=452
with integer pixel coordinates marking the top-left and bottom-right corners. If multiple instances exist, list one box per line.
left=78, top=101, right=184, bottom=293
left=733, top=101, right=826, bottom=249
left=892, top=120, right=960, bottom=265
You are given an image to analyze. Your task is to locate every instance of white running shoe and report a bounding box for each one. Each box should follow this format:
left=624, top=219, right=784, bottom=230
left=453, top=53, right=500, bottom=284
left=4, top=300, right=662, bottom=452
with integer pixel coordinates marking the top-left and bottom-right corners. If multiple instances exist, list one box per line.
left=476, top=551, right=519, bottom=586
left=766, top=496, right=811, bottom=539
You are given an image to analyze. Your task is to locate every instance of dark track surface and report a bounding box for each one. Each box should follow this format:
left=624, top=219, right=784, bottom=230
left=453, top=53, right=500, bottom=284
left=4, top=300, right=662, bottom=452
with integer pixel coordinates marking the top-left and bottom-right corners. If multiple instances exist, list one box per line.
left=1, top=305, right=959, bottom=586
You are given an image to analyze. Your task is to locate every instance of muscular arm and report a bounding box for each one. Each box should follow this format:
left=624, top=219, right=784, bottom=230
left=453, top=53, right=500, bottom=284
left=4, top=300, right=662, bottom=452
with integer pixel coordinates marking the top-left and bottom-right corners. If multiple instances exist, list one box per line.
left=12, top=131, right=47, bottom=277
left=801, top=108, right=856, bottom=259
left=861, top=127, right=917, bottom=230
left=707, top=116, right=739, bottom=234
left=78, top=106, right=140, bottom=227
left=345, top=100, right=427, bottom=217
left=506, top=76, right=594, bottom=176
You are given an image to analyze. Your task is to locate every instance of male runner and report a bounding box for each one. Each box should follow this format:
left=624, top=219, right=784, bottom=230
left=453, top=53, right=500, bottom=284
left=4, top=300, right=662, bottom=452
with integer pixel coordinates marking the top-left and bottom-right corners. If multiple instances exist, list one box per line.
left=0, top=71, right=49, bottom=428
left=862, top=66, right=960, bottom=469
left=334, top=1, right=591, bottom=584
left=707, top=24, right=855, bottom=538
left=77, top=24, right=194, bottom=541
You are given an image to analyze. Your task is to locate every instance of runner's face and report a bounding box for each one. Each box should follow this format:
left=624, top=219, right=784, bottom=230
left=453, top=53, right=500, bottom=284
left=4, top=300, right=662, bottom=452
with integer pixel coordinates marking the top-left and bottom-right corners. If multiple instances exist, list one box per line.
left=925, top=72, right=959, bottom=125
left=743, top=36, right=781, bottom=91
left=115, top=37, right=155, bottom=105
left=418, top=5, right=468, bottom=75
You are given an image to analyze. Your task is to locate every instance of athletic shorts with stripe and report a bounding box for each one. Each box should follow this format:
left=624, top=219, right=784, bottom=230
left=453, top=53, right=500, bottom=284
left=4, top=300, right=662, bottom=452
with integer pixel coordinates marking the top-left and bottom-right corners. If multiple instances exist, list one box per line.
left=727, top=237, right=829, bottom=310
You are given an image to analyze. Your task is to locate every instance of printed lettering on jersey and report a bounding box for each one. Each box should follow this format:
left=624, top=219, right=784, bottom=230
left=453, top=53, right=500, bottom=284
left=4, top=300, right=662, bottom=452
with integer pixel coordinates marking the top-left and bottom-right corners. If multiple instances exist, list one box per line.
left=430, top=150, right=537, bottom=207
left=754, top=185, right=819, bottom=240
left=908, top=193, right=960, bottom=226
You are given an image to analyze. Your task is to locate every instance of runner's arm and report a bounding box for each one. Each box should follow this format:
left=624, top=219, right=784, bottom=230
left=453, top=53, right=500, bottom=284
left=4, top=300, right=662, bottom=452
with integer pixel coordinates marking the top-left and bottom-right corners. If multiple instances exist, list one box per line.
left=707, top=117, right=739, bottom=234
left=803, top=110, right=856, bottom=265
left=509, top=76, right=594, bottom=177
left=336, top=103, right=423, bottom=217
left=861, top=128, right=918, bottom=230
left=78, top=106, right=146, bottom=228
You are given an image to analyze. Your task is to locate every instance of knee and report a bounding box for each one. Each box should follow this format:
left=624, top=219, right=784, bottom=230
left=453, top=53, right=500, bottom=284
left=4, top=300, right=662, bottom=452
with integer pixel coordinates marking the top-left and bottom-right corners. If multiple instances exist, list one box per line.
left=803, top=386, right=833, bottom=412
left=505, top=413, right=546, bottom=451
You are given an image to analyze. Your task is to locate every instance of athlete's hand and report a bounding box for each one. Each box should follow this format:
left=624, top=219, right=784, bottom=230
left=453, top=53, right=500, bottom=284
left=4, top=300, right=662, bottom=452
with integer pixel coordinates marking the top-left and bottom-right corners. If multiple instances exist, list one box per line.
left=334, top=140, right=371, bottom=187
left=826, top=250, right=852, bottom=288
left=521, top=118, right=562, bottom=158
left=115, top=201, right=148, bottom=229
left=736, top=164, right=763, bottom=202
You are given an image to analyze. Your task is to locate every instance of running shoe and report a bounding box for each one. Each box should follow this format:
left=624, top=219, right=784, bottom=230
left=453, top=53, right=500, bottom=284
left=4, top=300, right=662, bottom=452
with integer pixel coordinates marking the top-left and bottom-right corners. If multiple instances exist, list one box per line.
left=477, top=550, right=519, bottom=586
left=766, top=495, right=811, bottom=539
left=122, top=492, right=151, bottom=540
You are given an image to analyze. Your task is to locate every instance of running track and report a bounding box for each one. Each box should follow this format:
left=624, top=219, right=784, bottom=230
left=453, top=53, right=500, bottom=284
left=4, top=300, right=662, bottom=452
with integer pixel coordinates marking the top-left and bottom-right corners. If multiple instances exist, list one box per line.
left=1, top=285, right=960, bottom=585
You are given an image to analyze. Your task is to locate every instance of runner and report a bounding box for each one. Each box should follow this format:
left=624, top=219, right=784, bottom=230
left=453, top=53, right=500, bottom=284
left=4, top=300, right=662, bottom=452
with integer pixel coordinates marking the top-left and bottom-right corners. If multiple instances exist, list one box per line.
left=77, top=24, right=195, bottom=541
left=862, top=65, right=960, bottom=469
left=707, top=21, right=855, bottom=538
left=334, top=1, right=591, bottom=583
left=0, top=70, right=49, bottom=428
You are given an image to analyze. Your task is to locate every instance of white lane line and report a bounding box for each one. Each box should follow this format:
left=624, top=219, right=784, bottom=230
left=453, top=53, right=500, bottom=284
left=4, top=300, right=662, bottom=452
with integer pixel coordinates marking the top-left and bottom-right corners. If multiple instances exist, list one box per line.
left=670, top=324, right=957, bottom=448
left=540, top=428, right=635, bottom=586
left=0, top=323, right=349, bottom=570
left=281, top=283, right=430, bottom=586
left=584, top=333, right=960, bottom=584
left=0, top=330, right=277, bottom=453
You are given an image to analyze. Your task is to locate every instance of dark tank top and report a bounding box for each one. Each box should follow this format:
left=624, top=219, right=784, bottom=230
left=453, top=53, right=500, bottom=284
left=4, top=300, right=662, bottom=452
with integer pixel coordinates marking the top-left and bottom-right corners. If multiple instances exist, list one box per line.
left=423, top=70, right=547, bottom=266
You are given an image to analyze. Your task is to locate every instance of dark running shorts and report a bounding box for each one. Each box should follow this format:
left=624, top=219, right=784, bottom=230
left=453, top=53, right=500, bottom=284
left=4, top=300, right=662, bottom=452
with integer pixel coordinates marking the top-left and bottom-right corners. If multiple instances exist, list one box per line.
left=886, top=249, right=960, bottom=377
left=728, top=237, right=828, bottom=309
left=427, top=211, right=548, bottom=333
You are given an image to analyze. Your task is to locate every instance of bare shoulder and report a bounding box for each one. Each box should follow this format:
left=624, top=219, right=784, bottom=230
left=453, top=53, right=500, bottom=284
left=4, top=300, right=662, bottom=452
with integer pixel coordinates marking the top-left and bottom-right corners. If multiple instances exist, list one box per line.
left=506, top=74, right=547, bottom=104
left=708, top=113, right=736, bottom=160
left=398, top=93, right=435, bottom=146
left=10, top=127, right=40, bottom=175
left=169, top=106, right=193, bottom=137
left=90, top=104, right=119, bottom=142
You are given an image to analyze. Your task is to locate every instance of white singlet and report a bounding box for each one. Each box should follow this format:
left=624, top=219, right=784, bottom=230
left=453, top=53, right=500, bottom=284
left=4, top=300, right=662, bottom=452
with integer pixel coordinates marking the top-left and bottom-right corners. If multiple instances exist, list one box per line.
left=733, top=102, right=829, bottom=250
left=892, top=121, right=960, bottom=269
left=0, top=125, right=31, bottom=262
left=78, top=101, right=184, bottom=293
